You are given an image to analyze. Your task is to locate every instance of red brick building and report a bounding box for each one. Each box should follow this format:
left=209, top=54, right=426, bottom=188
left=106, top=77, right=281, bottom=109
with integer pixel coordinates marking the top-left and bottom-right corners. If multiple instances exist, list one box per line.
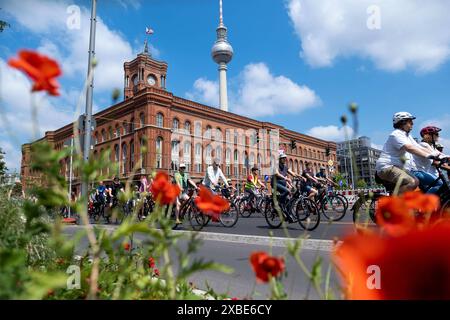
left=21, top=52, right=337, bottom=190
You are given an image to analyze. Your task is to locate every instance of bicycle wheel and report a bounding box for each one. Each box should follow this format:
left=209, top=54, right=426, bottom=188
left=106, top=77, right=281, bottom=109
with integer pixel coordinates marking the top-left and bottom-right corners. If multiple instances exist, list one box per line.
left=352, top=195, right=378, bottom=226
left=297, top=198, right=320, bottom=231
left=220, top=201, right=239, bottom=227
left=322, top=196, right=347, bottom=221
left=238, top=198, right=252, bottom=218
left=188, top=203, right=205, bottom=231
left=263, top=198, right=283, bottom=229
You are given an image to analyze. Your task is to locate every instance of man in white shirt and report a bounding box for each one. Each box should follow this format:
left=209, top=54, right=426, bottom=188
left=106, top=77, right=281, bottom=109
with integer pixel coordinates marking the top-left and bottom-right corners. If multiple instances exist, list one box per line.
left=375, top=112, right=439, bottom=194
left=203, top=158, right=229, bottom=192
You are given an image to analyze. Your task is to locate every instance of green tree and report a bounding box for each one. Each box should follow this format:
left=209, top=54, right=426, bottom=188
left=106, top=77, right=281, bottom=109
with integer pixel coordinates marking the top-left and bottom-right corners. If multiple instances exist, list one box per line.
left=333, top=172, right=348, bottom=190
left=356, top=179, right=367, bottom=189
left=0, top=148, right=7, bottom=179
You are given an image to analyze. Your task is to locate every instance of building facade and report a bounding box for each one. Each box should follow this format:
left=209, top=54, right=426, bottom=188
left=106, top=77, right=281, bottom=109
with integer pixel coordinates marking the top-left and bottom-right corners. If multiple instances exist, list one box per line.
left=21, top=52, right=337, bottom=191
left=337, top=136, right=382, bottom=187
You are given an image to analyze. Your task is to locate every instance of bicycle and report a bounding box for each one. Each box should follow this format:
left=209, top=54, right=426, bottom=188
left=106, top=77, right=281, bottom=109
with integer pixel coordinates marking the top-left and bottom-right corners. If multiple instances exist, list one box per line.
left=201, top=186, right=240, bottom=228
left=314, top=183, right=348, bottom=221
left=238, top=187, right=267, bottom=218
left=263, top=178, right=320, bottom=231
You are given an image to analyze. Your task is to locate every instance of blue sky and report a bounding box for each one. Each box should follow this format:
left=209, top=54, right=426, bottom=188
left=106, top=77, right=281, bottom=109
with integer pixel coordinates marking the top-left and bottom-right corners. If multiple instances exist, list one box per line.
left=1, top=0, right=450, bottom=171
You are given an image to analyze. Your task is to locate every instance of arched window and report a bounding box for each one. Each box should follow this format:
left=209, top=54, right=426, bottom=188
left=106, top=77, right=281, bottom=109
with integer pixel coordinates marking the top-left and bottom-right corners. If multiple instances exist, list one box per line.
left=114, top=144, right=119, bottom=162
left=130, top=140, right=135, bottom=171
left=195, top=143, right=202, bottom=173
left=140, top=137, right=146, bottom=168
left=249, top=153, right=255, bottom=167
left=171, top=140, right=180, bottom=170
left=294, top=160, right=299, bottom=173
left=205, top=125, right=212, bottom=139
left=122, top=143, right=127, bottom=174
left=156, top=137, right=163, bottom=169
left=234, top=150, right=239, bottom=163
left=139, top=113, right=145, bottom=128
left=206, top=145, right=212, bottom=165
left=123, top=122, right=128, bottom=135
left=215, top=146, right=222, bottom=163
left=257, top=154, right=262, bottom=169
left=184, top=142, right=191, bottom=171
left=101, top=129, right=106, bottom=142
left=195, top=122, right=202, bottom=136
left=184, top=121, right=191, bottom=134
left=94, top=132, right=99, bottom=145
left=172, top=118, right=179, bottom=131
left=215, top=128, right=222, bottom=142
left=115, top=125, right=120, bottom=138
left=108, top=127, right=113, bottom=140
left=225, top=130, right=231, bottom=143
left=225, top=149, right=231, bottom=164
left=129, top=118, right=135, bottom=133
left=156, top=113, right=164, bottom=128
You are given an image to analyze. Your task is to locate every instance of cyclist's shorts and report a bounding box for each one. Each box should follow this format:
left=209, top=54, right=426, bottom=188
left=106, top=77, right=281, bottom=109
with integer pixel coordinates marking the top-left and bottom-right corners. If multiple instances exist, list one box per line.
left=377, top=166, right=416, bottom=187
left=178, top=193, right=189, bottom=201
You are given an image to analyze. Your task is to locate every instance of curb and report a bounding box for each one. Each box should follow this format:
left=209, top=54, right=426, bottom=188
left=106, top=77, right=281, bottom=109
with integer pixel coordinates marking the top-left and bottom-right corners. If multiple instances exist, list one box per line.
left=68, top=224, right=338, bottom=252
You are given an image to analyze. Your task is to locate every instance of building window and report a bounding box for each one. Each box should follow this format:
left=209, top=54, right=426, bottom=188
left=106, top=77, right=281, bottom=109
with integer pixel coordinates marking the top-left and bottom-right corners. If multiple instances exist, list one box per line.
left=226, top=130, right=231, bottom=143
left=171, top=140, right=179, bottom=169
left=101, top=129, right=106, bottom=142
left=215, top=128, right=222, bottom=142
left=195, top=122, right=202, bottom=137
left=109, top=127, right=113, bottom=140
left=114, top=144, right=119, bottom=162
left=130, top=141, right=135, bottom=171
left=225, top=149, right=231, bottom=164
left=116, top=126, right=120, bottom=138
left=94, top=132, right=99, bottom=145
left=205, top=125, right=212, bottom=139
left=156, top=137, right=163, bottom=169
left=215, top=146, right=222, bottom=163
left=206, top=145, right=212, bottom=165
left=122, top=143, right=127, bottom=174
left=184, top=121, right=191, bottom=134
left=140, top=137, right=146, bottom=168
left=129, top=118, right=135, bottom=133
left=226, top=165, right=230, bottom=176
left=123, top=122, right=128, bottom=135
left=156, top=113, right=164, bottom=128
left=173, top=118, right=179, bottom=131
left=140, top=113, right=145, bottom=128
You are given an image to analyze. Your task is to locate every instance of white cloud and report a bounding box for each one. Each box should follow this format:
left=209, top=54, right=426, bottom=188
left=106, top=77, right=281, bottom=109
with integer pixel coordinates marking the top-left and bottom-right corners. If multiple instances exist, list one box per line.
left=306, top=125, right=354, bottom=142
left=3, top=0, right=140, bottom=92
left=186, top=78, right=219, bottom=107
left=286, top=0, right=450, bottom=72
left=186, top=63, right=320, bottom=117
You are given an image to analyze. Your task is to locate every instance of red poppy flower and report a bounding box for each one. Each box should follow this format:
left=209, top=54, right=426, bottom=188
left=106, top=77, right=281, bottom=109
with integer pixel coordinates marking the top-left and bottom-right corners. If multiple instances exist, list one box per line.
left=123, top=243, right=131, bottom=251
left=403, top=191, right=440, bottom=214
left=150, top=172, right=180, bottom=205
left=8, top=50, right=62, bottom=96
left=148, top=257, right=155, bottom=269
left=249, top=251, right=285, bottom=283
left=334, top=223, right=450, bottom=299
left=153, top=268, right=160, bottom=277
left=194, top=186, right=230, bottom=221
left=375, top=196, right=416, bottom=236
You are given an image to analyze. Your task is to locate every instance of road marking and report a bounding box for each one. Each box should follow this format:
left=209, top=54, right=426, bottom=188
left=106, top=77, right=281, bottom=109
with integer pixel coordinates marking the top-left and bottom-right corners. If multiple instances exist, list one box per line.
left=67, top=224, right=339, bottom=252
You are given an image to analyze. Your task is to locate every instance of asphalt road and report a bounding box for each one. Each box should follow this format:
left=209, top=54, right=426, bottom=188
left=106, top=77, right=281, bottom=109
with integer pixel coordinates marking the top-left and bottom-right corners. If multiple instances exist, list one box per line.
left=63, top=225, right=343, bottom=300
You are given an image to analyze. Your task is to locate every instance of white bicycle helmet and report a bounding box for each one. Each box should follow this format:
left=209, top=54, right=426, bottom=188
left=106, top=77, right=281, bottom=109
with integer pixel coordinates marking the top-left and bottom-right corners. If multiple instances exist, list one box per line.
left=393, top=112, right=416, bottom=125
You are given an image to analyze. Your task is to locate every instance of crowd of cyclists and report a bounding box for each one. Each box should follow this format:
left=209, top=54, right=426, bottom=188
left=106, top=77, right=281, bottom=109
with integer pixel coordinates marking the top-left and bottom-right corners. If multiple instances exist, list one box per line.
left=68, top=111, right=450, bottom=230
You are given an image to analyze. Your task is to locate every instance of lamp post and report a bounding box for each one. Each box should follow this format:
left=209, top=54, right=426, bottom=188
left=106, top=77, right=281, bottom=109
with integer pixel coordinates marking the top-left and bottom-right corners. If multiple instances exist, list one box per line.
left=81, top=0, right=97, bottom=210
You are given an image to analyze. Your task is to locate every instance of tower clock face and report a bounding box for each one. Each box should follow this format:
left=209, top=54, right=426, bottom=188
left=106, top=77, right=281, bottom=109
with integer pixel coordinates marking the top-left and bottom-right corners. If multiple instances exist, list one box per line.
left=147, top=75, right=157, bottom=86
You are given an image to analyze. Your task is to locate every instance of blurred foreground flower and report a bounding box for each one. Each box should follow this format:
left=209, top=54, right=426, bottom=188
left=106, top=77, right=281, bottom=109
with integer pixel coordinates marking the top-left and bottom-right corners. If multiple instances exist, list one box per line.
left=150, top=172, right=180, bottom=205
left=376, top=192, right=441, bottom=236
left=249, top=251, right=285, bottom=283
left=334, top=222, right=450, bottom=299
left=8, top=50, right=62, bottom=96
left=194, top=186, right=230, bottom=221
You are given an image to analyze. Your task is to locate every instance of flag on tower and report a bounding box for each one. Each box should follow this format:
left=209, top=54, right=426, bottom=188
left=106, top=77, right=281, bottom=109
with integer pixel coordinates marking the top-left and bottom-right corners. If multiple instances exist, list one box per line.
left=145, top=27, right=154, bottom=35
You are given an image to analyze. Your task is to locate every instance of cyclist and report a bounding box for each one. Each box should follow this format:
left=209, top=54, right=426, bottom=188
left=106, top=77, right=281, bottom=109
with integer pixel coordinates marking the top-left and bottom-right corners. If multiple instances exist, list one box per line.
left=139, top=174, right=149, bottom=193
left=244, top=166, right=265, bottom=210
left=174, top=163, right=198, bottom=224
left=203, top=158, right=229, bottom=193
left=107, top=176, right=125, bottom=208
left=272, top=153, right=304, bottom=208
left=316, top=166, right=338, bottom=192
left=302, top=162, right=319, bottom=200
left=375, top=112, right=440, bottom=194
left=96, top=180, right=107, bottom=204
left=407, top=126, right=446, bottom=194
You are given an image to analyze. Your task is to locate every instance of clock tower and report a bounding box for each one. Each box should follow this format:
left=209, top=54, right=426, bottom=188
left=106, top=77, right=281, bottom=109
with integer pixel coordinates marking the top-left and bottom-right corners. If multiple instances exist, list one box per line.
left=123, top=44, right=168, bottom=100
